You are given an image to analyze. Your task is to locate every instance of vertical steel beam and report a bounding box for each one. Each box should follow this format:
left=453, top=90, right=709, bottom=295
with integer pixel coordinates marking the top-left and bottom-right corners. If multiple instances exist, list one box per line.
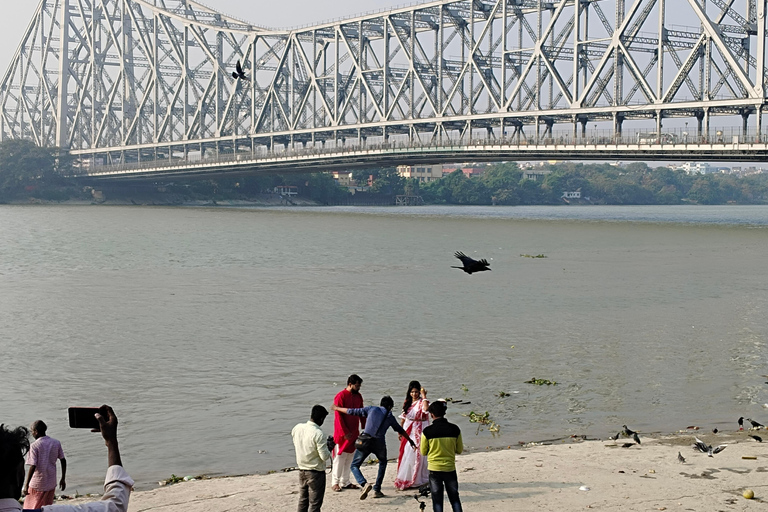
left=57, top=0, right=70, bottom=148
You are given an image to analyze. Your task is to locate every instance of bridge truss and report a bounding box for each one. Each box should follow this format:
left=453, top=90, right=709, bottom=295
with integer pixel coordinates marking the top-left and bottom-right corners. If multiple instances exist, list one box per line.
left=1, top=0, right=768, bottom=172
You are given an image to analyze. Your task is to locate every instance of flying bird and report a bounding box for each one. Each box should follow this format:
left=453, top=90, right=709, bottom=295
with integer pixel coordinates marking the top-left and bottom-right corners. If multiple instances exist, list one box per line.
left=739, top=417, right=744, bottom=430
left=452, top=251, right=491, bottom=274
left=750, top=435, right=763, bottom=442
left=632, top=433, right=641, bottom=445
left=693, top=437, right=727, bottom=457
left=622, top=425, right=637, bottom=437
left=677, top=451, right=686, bottom=464
left=747, top=418, right=764, bottom=429
left=231, top=60, right=249, bottom=80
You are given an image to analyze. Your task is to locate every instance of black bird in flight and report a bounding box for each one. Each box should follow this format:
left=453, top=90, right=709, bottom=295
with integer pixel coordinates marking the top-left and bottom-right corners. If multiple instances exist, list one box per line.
left=747, top=418, right=764, bottom=429
left=750, top=435, right=763, bottom=442
left=232, top=60, right=249, bottom=80
left=738, top=417, right=744, bottom=430
left=452, top=251, right=491, bottom=274
left=632, top=432, right=641, bottom=445
left=622, top=425, right=637, bottom=437
left=693, top=437, right=727, bottom=457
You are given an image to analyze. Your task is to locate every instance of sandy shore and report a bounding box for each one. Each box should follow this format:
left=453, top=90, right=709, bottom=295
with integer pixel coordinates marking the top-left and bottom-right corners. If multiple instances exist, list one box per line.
left=59, top=429, right=768, bottom=511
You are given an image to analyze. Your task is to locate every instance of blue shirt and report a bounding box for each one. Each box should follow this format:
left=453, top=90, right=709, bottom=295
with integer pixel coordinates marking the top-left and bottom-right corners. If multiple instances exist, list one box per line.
left=346, top=406, right=409, bottom=439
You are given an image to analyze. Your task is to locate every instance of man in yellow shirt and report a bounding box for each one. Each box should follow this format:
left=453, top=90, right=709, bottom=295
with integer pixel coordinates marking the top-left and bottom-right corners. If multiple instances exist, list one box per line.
left=291, top=405, right=331, bottom=512
left=419, top=401, right=463, bottom=512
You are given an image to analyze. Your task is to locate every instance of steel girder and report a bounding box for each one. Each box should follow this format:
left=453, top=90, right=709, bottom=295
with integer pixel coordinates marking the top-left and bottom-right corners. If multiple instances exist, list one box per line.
left=1, top=0, right=767, bottom=164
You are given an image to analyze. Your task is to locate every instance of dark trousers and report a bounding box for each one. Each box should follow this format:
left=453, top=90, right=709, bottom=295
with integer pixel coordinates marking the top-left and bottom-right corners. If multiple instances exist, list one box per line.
left=429, top=470, right=463, bottom=512
left=298, top=469, right=326, bottom=512
left=350, top=437, right=388, bottom=491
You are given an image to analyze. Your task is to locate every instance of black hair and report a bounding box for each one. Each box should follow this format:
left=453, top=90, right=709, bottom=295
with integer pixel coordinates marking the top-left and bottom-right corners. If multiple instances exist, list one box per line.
left=380, top=396, right=394, bottom=410
left=0, top=424, right=29, bottom=484
left=311, top=405, right=329, bottom=424
left=32, top=420, right=47, bottom=435
left=347, top=374, right=363, bottom=386
left=402, top=380, right=422, bottom=413
left=428, top=400, right=447, bottom=418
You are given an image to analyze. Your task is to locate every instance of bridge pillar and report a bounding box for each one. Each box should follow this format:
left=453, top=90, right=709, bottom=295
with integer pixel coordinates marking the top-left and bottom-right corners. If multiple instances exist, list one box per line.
left=580, top=119, right=587, bottom=139
left=534, top=116, right=540, bottom=143
left=703, top=108, right=710, bottom=138
left=756, top=106, right=763, bottom=142
left=655, top=111, right=663, bottom=137
left=613, top=113, right=623, bottom=140
left=742, top=110, right=750, bottom=138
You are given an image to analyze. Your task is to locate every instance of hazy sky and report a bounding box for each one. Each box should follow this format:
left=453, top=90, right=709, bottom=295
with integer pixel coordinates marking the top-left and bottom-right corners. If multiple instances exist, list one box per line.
left=0, top=0, right=406, bottom=73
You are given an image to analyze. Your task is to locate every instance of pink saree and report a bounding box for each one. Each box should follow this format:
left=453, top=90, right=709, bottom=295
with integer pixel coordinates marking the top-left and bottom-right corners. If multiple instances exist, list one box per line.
left=394, top=398, right=430, bottom=490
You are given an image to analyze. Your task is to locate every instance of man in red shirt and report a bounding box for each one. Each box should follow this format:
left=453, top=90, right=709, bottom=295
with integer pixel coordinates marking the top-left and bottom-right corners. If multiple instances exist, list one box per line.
left=331, top=374, right=365, bottom=492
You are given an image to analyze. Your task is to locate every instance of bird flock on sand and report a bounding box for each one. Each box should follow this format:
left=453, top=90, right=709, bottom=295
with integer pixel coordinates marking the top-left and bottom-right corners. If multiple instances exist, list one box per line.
left=611, top=417, right=767, bottom=463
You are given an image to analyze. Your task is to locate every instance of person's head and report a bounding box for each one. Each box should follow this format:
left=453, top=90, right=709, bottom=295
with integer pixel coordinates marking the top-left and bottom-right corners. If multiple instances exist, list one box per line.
left=30, top=420, right=47, bottom=439
left=346, top=374, right=363, bottom=394
left=428, top=400, right=447, bottom=419
left=0, top=424, right=30, bottom=499
left=380, top=396, right=395, bottom=411
left=403, top=380, right=422, bottom=413
left=310, top=405, right=329, bottom=426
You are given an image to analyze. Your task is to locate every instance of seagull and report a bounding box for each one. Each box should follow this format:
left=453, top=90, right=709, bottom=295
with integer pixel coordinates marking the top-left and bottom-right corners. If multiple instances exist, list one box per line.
left=452, top=251, right=491, bottom=274
left=739, top=417, right=744, bottom=430
left=747, top=418, right=764, bottom=429
left=750, top=435, right=763, bottom=442
left=693, top=437, right=727, bottom=457
left=622, top=425, right=637, bottom=437
left=231, top=60, right=249, bottom=80
left=677, top=451, right=686, bottom=464
left=632, top=432, right=641, bottom=445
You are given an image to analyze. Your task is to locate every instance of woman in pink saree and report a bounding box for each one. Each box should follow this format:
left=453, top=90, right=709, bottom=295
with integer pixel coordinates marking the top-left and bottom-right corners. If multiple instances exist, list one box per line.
left=394, top=380, right=430, bottom=490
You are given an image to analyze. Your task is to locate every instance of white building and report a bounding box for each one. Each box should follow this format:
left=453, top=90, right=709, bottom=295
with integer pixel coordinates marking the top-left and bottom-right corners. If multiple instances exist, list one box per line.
left=678, top=162, right=713, bottom=175
left=397, top=164, right=443, bottom=182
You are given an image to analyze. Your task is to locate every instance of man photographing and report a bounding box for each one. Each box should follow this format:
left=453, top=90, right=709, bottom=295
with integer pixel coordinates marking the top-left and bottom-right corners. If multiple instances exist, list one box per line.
left=0, top=405, right=133, bottom=512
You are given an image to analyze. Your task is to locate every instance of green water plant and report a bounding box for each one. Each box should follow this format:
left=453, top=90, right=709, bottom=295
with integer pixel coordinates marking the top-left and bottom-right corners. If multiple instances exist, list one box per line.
left=524, top=377, right=557, bottom=386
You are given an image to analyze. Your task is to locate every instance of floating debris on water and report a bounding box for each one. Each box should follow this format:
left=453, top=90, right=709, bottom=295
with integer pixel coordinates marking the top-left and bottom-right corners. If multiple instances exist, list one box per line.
left=524, top=377, right=557, bottom=386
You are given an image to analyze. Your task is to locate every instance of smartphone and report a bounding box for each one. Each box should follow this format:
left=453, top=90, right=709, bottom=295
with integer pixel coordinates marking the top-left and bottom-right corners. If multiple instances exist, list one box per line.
left=68, top=407, right=104, bottom=429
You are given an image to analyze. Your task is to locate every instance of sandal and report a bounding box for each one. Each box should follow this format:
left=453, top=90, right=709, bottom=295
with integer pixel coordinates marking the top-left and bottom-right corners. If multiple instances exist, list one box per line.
left=332, top=485, right=342, bottom=492
left=343, top=484, right=360, bottom=490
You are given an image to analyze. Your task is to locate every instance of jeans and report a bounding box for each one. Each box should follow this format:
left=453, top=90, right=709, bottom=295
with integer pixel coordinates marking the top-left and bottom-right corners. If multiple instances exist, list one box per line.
left=429, top=470, right=463, bottom=512
left=350, top=437, right=388, bottom=491
left=298, top=470, right=325, bottom=512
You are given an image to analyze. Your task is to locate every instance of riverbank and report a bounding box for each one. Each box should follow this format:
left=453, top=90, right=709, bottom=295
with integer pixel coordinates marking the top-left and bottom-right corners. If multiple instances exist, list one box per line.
left=64, top=430, right=768, bottom=511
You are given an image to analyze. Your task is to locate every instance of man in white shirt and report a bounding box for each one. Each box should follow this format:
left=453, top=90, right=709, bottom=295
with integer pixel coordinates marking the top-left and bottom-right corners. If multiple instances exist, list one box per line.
left=0, top=405, right=133, bottom=512
left=291, top=405, right=331, bottom=512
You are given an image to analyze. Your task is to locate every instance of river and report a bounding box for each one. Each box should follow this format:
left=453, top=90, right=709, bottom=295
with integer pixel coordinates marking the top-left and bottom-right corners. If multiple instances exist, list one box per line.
left=2, top=204, right=767, bottom=491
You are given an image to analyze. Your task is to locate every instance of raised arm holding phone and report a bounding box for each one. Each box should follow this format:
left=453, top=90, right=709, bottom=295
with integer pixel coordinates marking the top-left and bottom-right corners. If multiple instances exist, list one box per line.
left=0, top=405, right=133, bottom=512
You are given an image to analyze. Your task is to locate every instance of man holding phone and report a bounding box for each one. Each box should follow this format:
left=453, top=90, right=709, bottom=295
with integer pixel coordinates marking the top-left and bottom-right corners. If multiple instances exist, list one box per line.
left=0, top=405, right=133, bottom=512
left=21, top=421, right=66, bottom=509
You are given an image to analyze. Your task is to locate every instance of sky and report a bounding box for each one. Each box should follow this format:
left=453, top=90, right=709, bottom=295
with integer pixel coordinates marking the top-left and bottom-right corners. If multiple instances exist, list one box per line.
left=0, top=0, right=406, bottom=73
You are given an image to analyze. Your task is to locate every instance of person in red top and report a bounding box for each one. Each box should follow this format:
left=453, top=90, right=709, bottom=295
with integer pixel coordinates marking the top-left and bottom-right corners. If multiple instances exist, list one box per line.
left=331, top=374, right=365, bottom=492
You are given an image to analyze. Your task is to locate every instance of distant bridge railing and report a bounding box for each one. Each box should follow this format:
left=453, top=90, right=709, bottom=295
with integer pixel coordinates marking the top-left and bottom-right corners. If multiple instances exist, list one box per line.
left=75, top=126, right=768, bottom=180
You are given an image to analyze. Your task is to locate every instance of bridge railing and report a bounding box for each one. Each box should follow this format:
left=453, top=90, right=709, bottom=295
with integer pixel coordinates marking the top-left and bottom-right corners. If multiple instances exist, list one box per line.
left=79, top=127, right=768, bottom=177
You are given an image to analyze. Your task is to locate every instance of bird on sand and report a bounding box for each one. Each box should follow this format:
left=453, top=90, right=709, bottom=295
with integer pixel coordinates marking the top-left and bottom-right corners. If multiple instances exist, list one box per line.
left=677, top=452, right=686, bottom=463
left=739, top=417, right=744, bottom=430
left=622, top=425, right=637, bottom=437
left=747, top=418, right=764, bottom=429
left=632, top=432, right=641, bottom=445
left=693, top=437, right=727, bottom=457
left=452, top=251, right=491, bottom=274
left=608, top=432, right=622, bottom=441
left=231, top=60, right=249, bottom=80
left=750, top=435, right=763, bottom=442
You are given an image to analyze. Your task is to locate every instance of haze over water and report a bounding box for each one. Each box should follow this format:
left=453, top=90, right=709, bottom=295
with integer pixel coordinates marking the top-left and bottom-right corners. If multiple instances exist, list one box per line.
left=2, top=204, right=768, bottom=491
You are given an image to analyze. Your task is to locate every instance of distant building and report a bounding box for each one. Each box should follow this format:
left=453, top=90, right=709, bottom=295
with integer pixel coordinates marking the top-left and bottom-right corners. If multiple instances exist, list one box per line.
left=331, top=171, right=354, bottom=186
left=677, top=162, right=713, bottom=175
left=397, top=164, right=443, bottom=182
left=523, top=169, right=552, bottom=181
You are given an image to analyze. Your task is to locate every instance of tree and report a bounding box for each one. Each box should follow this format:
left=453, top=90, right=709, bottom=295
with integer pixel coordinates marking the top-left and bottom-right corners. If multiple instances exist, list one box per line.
left=0, top=139, right=62, bottom=200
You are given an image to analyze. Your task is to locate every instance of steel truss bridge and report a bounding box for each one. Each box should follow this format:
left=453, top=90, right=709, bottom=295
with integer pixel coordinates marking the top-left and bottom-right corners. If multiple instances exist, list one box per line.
left=3, top=0, right=768, bottom=180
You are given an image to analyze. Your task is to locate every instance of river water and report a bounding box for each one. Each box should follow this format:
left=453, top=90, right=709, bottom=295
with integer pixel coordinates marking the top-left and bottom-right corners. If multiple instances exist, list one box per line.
left=2, top=204, right=768, bottom=492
